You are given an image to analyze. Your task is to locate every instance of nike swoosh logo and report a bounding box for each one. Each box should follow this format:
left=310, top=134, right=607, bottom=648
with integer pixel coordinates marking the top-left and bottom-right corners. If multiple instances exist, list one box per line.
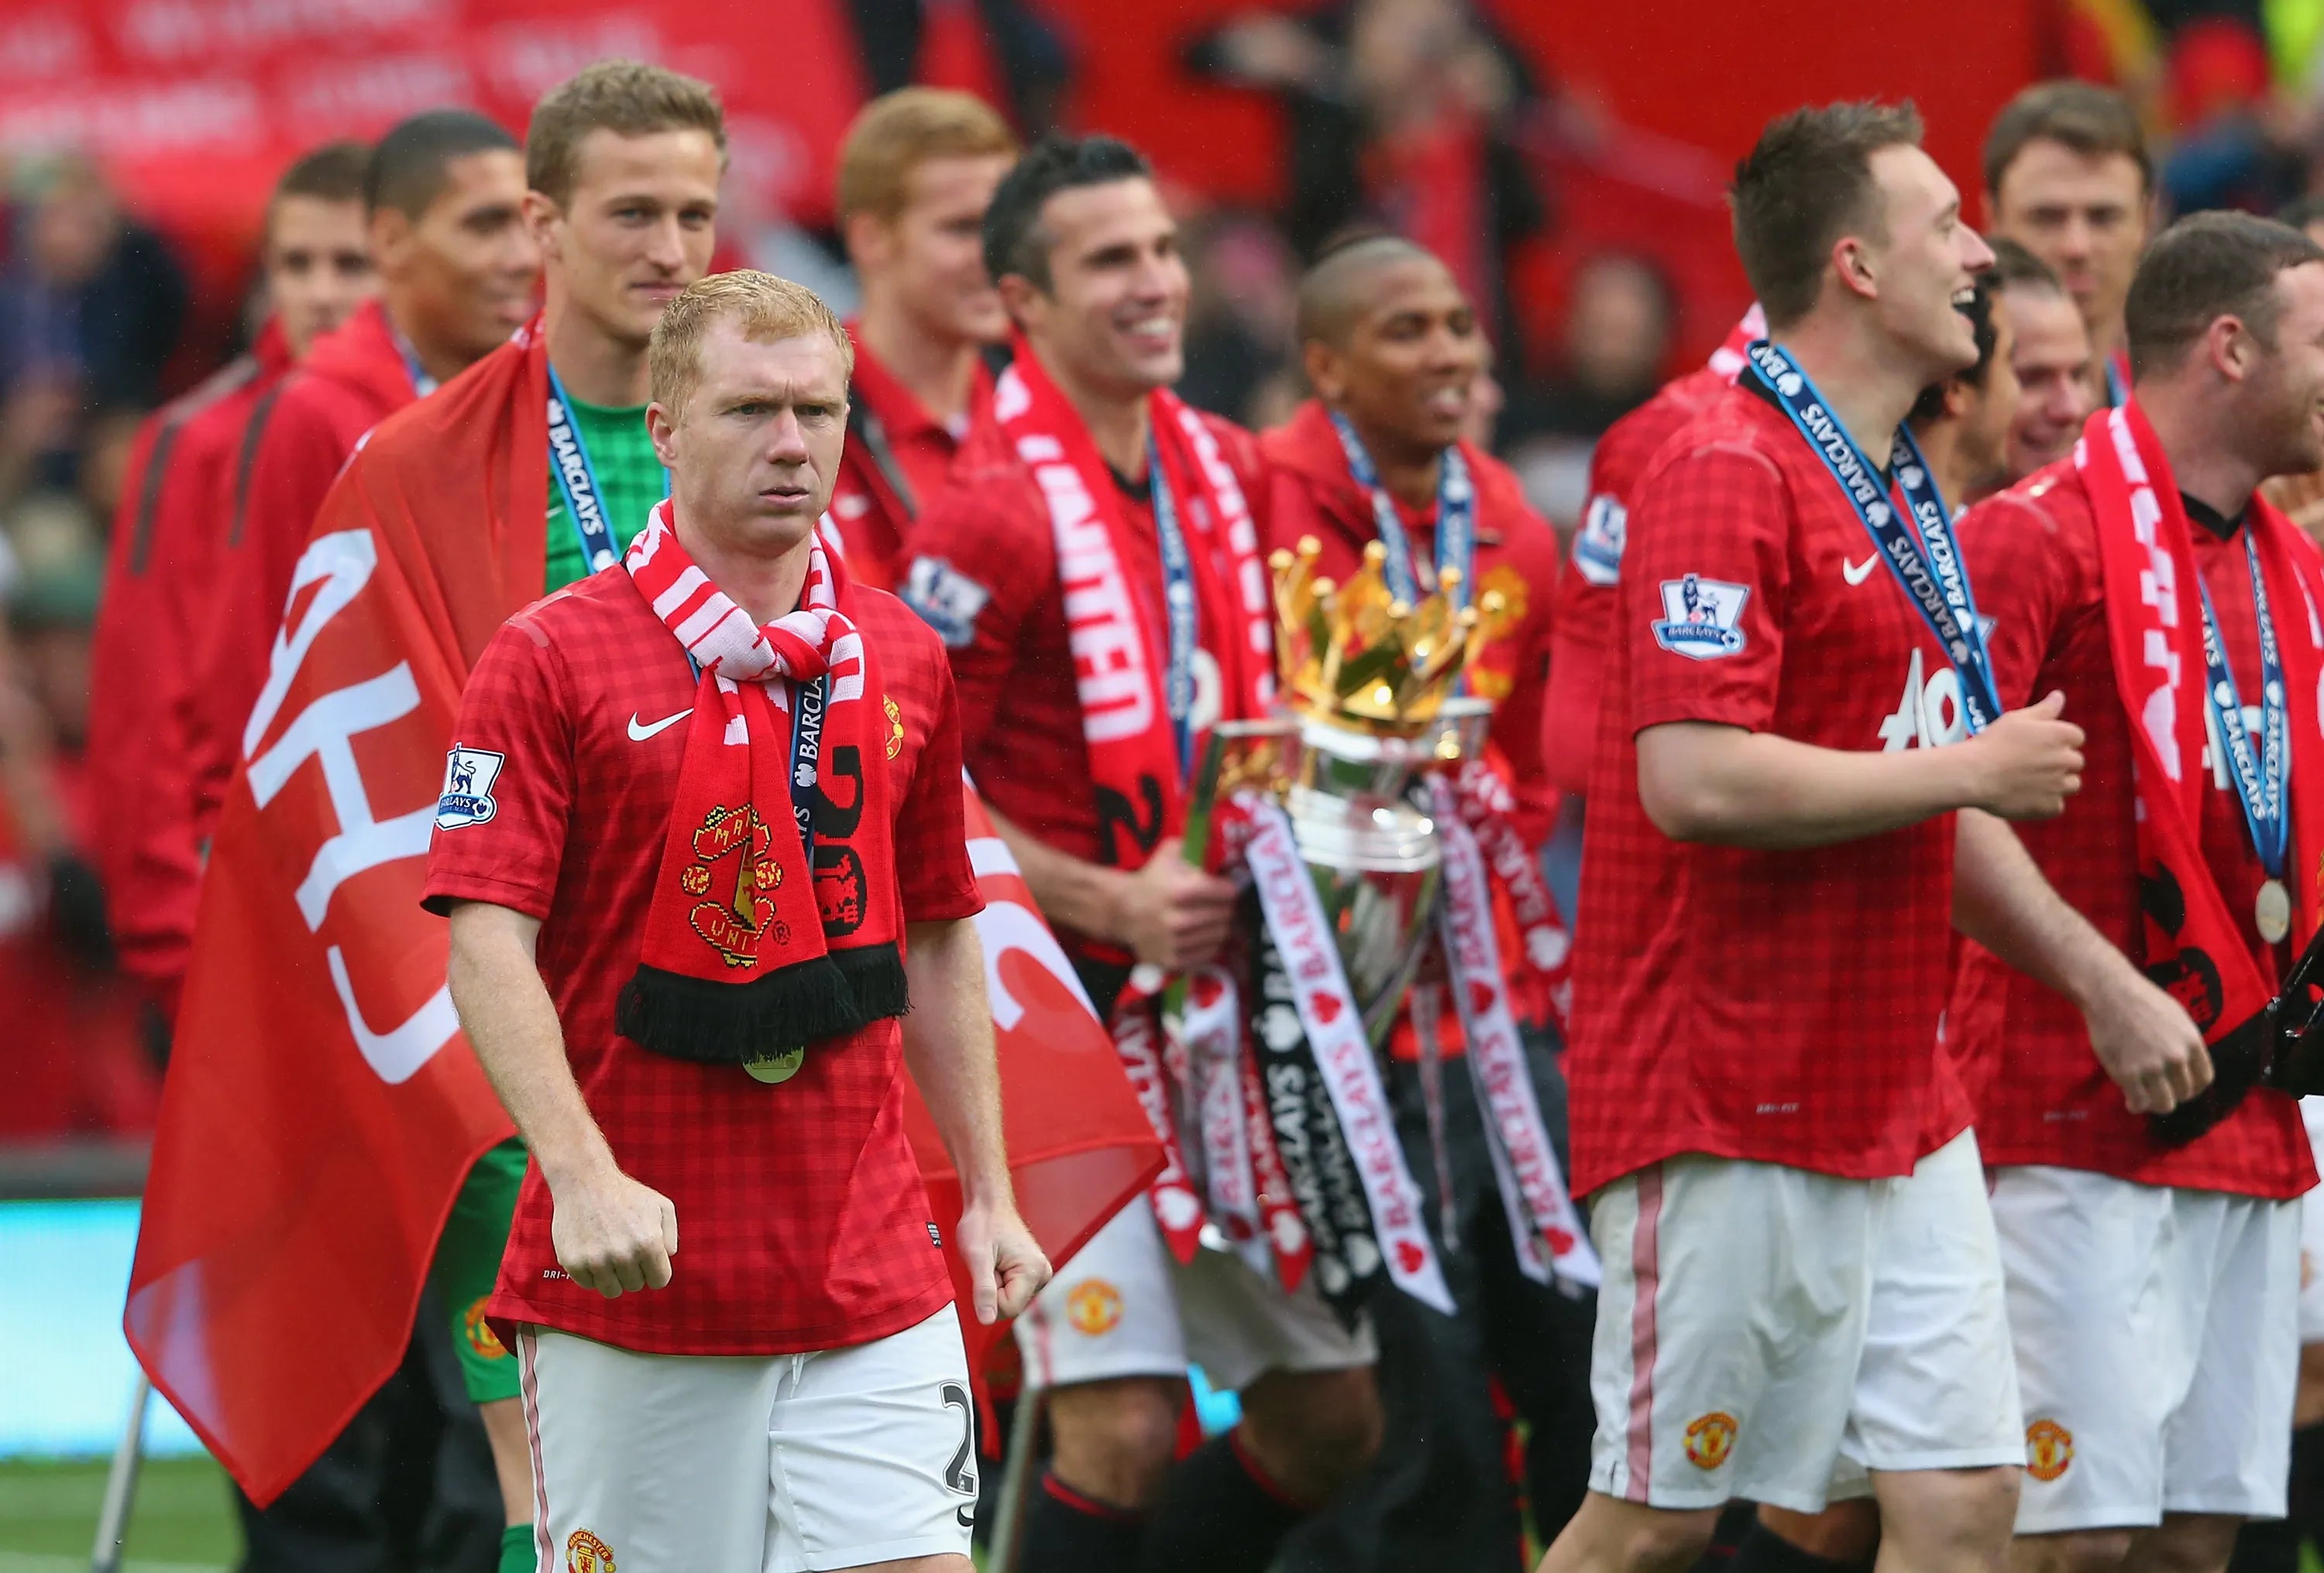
left=627, top=710, right=691, bottom=742
left=1843, top=555, right=1879, bottom=586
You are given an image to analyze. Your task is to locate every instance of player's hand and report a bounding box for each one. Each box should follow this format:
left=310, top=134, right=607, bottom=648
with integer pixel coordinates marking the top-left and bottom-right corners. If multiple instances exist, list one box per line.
left=955, top=1200, right=1051, bottom=1324
left=548, top=1165, right=679, bottom=1298
left=2083, top=962, right=2216, bottom=1115
left=1966, top=690, right=2085, bottom=821
left=1116, top=838, right=1240, bottom=971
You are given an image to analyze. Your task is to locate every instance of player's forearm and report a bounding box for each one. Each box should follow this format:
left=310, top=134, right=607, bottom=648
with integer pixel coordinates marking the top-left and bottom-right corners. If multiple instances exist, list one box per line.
left=984, top=804, right=1131, bottom=946
left=901, top=917, right=1016, bottom=1212
left=1952, top=808, right=2127, bottom=1012
left=445, top=904, right=616, bottom=1186
left=1636, top=722, right=1982, bottom=849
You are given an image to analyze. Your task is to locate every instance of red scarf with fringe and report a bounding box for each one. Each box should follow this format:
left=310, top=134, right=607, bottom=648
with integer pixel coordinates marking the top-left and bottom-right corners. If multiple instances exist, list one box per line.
left=615, top=503, right=903, bottom=1062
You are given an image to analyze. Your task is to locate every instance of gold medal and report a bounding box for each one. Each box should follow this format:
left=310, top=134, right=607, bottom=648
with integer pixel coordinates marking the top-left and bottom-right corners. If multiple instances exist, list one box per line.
left=743, top=1047, right=805, bottom=1085
left=2257, top=878, right=2293, bottom=945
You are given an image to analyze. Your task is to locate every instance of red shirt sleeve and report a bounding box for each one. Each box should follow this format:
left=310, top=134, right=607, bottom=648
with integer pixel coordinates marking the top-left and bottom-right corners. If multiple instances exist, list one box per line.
left=1954, top=488, right=2087, bottom=711
left=891, top=639, right=983, bottom=924
left=899, top=485, right=1054, bottom=763
left=421, top=614, right=575, bottom=920
left=1622, top=441, right=1793, bottom=736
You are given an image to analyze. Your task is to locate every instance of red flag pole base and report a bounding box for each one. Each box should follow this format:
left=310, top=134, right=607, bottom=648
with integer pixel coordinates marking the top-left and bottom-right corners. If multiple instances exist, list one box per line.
left=91, top=1369, right=151, bottom=1573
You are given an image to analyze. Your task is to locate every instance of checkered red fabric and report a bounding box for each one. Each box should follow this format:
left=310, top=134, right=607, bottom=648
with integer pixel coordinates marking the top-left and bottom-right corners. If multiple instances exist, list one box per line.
left=1541, top=368, right=1732, bottom=797
left=1951, top=466, right=2315, bottom=1199
left=902, top=406, right=1273, bottom=924
left=422, top=572, right=983, bottom=1354
left=1565, top=385, right=1974, bottom=1198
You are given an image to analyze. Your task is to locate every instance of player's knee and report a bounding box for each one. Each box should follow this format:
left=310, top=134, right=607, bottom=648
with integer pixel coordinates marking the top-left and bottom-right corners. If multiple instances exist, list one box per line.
left=1877, top=1466, right=2019, bottom=1573
left=1577, top=1497, right=1721, bottom=1573
left=1239, top=1365, right=1383, bottom=1497
left=2296, top=1344, right=2324, bottom=1429
left=1758, top=1499, right=1882, bottom=1562
left=2017, top=1528, right=2135, bottom=1573
left=2135, top=1515, right=2243, bottom=1573
left=1045, top=1377, right=1182, bottom=1508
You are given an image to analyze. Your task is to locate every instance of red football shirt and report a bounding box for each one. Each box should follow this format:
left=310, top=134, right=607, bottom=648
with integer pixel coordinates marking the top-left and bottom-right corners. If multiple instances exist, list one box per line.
left=422, top=570, right=985, bottom=1354
left=1565, top=385, right=1975, bottom=1197
left=1541, top=367, right=1731, bottom=797
left=1951, top=467, right=2315, bottom=1199
left=902, top=405, right=1273, bottom=935
left=829, top=325, right=992, bottom=586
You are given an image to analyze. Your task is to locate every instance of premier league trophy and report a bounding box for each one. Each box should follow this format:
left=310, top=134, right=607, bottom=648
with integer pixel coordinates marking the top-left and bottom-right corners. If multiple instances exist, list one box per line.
left=1180, top=537, right=1500, bottom=1319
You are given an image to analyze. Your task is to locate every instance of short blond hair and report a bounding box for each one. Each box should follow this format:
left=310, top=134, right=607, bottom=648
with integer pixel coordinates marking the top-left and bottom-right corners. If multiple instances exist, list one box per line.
left=650, top=271, right=854, bottom=415
left=527, top=60, right=727, bottom=208
left=835, top=88, right=1017, bottom=227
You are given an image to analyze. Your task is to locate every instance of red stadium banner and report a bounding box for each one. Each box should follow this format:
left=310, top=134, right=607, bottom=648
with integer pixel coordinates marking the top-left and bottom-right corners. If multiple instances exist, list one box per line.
left=124, top=489, right=1157, bottom=1502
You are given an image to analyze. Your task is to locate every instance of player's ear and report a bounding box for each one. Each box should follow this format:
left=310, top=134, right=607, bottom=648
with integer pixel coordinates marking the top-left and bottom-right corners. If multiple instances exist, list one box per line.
left=522, top=190, right=563, bottom=260
left=1303, top=337, right=1347, bottom=403
left=368, top=206, right=414, bottom=275
left=647, top=400, right=680, bottom=469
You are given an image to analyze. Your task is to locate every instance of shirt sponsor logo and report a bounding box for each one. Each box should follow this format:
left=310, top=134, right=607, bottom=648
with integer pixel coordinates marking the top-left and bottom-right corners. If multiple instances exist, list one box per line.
left=900, top=555, right=990, bottom=649
left=434, top=744, right=505, bottom=830
left=1651, top=575, right=1748, bottom=660
left=1573, top=494, right=1626, bottom=586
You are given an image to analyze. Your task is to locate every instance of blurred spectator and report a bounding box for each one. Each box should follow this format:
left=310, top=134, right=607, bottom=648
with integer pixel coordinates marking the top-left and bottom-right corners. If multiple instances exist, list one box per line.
left=847, top=0, right=1075, bottom=133
left=1179, top=208, right=1300, bottom=424
left=1511, top=250, right=1674, bottom=442
left=0, top=528, right=156, bottom=1141
left=1186, top=0, right=1550, bottom=376
left=0, top=153, right=191, bottom=504
left=2157, top=17, right=2306, bottom=212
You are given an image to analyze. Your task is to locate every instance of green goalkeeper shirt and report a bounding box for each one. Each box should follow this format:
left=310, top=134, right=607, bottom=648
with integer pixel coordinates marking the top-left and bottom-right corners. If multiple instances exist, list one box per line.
left=545, top=393, right=665, bottom=591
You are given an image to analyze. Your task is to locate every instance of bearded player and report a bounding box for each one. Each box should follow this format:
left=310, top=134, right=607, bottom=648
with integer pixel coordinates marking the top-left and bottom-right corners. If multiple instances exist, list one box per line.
left=1261, top=234, right=1591, bottom=1562
left=1538, top=102, right=2094, bottom=1573
left=428, top=269, right=1047, bottom=1573
left=205, top=63, right=724, bottom=1572
left=1951, top=211, right=2324, bottom=1573
left=1983, top=82, right=2153, bottom=408
left=903, top=134, right=1375, bottom=1573
left=89, top=139, right=375, bottom=1027
left=828, top=88, right=1016, bottom=583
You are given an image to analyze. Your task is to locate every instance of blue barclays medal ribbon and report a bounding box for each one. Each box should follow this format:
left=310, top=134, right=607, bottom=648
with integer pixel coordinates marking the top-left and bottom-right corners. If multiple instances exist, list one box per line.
left=1744, top=339, right=2002, bottom=733
left=1150, top=435, right=1202, bottom=774
left=2196, top=530, right=2292, bottom=938
left=1325, top=409, right=1477, bottom=610
left=546, top=364, right=626, bottom=574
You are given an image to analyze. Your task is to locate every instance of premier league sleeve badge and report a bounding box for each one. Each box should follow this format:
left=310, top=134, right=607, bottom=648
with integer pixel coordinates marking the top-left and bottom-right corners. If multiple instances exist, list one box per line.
left=1651, top=574, right=1750, bottom=660
left=435, top=743, right=507, bottom=830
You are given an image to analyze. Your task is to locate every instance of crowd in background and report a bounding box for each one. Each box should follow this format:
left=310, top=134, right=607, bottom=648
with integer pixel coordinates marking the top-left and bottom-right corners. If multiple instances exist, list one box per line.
left=14, top=0, right=2324, bottom=1144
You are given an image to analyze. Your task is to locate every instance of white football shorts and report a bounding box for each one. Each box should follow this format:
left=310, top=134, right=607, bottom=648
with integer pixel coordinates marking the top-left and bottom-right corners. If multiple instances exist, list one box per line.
left=1015, top=1194, right=1375, bottom=1395
left=1585, top=1129, right=2022, bottom=1513
left=2300, top=1100, right=2324, bottom=1343
left=1992, top=1165, right=2299, bottom=1531
left=518, top=1306, right=977, bottom=1573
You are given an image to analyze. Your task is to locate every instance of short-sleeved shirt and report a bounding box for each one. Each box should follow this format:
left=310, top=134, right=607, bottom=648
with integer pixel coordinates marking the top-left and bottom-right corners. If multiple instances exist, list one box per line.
left=1541, top=367, right=1731, bottom=797
left=1564, top=384, right=1975, bottom=1198
left=1950, top=466, right=2315, bottom=1199
left=421, top=570, right=985, bottom=1355
left=543, top=395, right=664, bottom=592
left=902, top=404, right=1274, bottom=951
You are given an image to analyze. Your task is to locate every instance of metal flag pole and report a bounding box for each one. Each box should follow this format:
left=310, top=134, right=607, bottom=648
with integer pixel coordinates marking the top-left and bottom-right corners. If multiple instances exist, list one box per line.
left=90, top=1369, right=152, bottom=1573
left=985, top=1387, right=1045, bottom=1573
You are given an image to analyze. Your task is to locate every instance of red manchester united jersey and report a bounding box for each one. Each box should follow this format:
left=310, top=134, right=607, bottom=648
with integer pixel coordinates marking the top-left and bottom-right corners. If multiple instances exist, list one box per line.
left=1565, top=384, right=1975, bottom=1197
left=1951, top=466, right=2315, bottom=1199
left=1541, top=367, right=1731, bottom=796
left=422, top=570, right=984, bottom=1354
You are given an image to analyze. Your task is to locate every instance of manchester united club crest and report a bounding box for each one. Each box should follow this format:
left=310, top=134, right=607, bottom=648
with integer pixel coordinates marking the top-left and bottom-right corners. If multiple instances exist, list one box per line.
left=684, top=805, right=785, bottom=967
left=2025, top=1418, right=2074, bottom=1482
left=885, top=694, right=905, bottom=760
left=566, top=1529, right=615, bottom=1572
left=1065, top=1278, right=1123, bottom=1336
left=461, top=1296, right=507, bottom=1361
left=1683, top=1411, right=1738, bottom=1471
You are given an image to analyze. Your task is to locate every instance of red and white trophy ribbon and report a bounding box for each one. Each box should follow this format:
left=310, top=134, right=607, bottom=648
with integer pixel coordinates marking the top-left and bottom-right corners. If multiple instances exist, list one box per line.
left=1243, top=793, right=1454, bottom=1313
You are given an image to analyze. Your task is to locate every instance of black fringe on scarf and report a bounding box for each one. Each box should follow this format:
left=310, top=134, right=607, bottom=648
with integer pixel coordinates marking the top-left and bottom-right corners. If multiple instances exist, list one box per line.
left=617, top=941, right=909, bottom=1064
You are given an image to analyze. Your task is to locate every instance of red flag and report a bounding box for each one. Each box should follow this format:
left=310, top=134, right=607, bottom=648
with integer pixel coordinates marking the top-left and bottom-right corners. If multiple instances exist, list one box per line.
left=125, top=327, right=1160, bottom=1501
left=906, top=788, right=1165, bottom=1376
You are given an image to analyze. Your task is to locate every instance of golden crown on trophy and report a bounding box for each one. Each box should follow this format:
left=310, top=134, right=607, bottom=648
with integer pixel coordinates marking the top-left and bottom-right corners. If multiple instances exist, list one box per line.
left=1269, top=535, right=1508, bottom=735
